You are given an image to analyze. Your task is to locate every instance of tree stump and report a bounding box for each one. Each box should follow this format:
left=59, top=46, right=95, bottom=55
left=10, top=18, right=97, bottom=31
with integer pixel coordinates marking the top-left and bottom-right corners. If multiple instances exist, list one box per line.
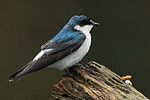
left=50, top=61, right=149, bottom=100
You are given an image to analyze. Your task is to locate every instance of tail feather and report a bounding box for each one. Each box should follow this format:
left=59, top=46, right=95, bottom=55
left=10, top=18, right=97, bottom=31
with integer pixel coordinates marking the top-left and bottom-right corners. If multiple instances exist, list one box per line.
left=9, top=56, right=51, bottom=82
left=9, top=61, right=36, bottom=82
left=9, top=65, right=27, bottom=82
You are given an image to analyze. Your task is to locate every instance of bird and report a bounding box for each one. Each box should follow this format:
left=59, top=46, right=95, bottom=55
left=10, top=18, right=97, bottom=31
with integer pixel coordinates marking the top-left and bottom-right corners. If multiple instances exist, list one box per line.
left=9, top=15, right=99, bottom=82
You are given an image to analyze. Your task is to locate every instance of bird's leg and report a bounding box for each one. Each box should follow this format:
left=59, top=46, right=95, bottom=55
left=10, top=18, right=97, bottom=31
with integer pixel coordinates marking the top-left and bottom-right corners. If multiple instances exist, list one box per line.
left=64, top=64, right=81, bottom=77
left=64, top=68, right=74, bottom=77
left=64, top=67, right=79, bottom=77
left=75, top=63, right=82, bottom=67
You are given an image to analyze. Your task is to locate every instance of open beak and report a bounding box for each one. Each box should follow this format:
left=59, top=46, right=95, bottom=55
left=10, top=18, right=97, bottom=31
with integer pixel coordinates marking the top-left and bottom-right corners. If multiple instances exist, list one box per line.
left=90, top=20, right=100, bottom=26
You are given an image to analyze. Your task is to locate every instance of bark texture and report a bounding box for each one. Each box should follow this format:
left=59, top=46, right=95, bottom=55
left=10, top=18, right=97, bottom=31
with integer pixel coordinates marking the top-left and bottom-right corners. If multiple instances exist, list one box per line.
left=50, top=61, right=149, bottom=100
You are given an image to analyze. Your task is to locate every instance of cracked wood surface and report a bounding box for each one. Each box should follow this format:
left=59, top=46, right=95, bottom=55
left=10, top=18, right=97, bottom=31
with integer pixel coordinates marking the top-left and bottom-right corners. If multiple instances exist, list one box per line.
left=50, top=61, right=149, bottom=100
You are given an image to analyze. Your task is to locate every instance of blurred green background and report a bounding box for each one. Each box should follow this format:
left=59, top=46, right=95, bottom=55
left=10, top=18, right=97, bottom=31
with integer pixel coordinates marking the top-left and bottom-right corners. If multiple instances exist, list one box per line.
left=0, top=0, right=150, bottom=99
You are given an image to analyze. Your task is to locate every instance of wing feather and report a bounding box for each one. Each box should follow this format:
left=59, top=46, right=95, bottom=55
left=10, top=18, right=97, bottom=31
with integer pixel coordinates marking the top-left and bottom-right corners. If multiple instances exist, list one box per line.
left=9, top=32, right=86, bottom=81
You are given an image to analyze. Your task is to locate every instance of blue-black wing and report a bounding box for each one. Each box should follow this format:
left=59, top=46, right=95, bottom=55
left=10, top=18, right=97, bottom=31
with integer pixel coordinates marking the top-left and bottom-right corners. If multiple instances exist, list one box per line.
left=9, top=32, right=86, bottom=81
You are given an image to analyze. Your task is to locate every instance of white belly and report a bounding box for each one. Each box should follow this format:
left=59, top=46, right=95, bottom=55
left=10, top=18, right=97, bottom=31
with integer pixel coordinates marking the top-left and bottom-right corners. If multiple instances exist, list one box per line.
left=50, top=33, right=91, bottom=70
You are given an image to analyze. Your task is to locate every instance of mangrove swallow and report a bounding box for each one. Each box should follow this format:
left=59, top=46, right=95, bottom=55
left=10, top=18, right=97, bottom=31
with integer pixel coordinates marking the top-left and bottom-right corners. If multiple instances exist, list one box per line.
left=9, top=15, right=99, bottom=82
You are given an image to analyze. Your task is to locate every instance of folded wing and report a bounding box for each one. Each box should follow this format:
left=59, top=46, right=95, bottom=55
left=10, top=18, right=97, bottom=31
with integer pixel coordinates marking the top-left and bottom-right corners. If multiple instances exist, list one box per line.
left=9, top=32, right=85, bottom=81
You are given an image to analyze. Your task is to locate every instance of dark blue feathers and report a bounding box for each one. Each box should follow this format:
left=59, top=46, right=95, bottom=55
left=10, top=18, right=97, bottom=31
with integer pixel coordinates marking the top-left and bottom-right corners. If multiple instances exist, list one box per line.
left=65, top=15, right=90, bottom=27
left=52, top=29, right=82, bottom=43
left=41, top=28, right=85, bottom=52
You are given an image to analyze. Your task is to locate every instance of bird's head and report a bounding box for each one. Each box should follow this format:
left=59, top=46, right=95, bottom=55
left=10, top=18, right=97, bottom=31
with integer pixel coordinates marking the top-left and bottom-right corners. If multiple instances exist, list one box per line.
left=66, top=15, right=99, bottom=33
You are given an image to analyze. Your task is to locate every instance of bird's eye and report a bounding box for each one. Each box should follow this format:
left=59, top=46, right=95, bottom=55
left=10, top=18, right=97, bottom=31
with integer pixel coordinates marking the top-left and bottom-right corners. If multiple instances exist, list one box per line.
left=85, top=19, right=90, bottom=23
left=79, top=19, right=91, bottom=26
left=85, top=19, right=92, bottom=25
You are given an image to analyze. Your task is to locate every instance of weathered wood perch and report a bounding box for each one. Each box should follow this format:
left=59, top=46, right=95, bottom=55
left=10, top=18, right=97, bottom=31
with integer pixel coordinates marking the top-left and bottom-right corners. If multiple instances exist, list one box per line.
left=50, top=61, right=149, bottom=100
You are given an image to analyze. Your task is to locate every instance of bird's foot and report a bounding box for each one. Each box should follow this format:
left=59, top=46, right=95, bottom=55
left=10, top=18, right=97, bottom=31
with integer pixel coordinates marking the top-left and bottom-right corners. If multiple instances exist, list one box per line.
left=76, top=63, right=82, bottom=67
left=64, top=64, right=82, bottom=77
